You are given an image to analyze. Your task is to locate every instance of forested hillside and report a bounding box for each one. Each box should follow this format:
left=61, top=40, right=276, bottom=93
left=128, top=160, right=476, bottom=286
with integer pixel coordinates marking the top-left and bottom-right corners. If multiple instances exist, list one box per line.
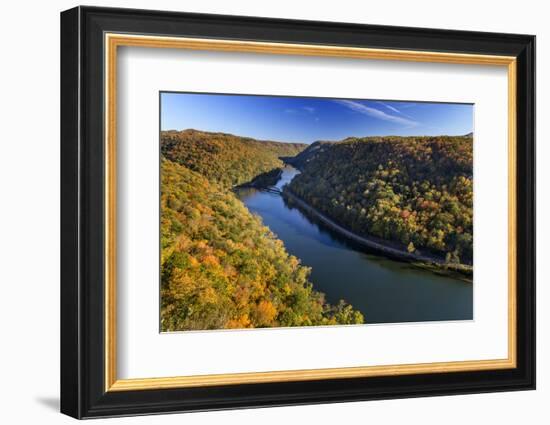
left=161, top=158, right=364, bottom=331
left=287, top=135, right=473, bottom=265
left=282, top=140, right=334, bottom=168
left=161, top=129, right=306, bottom=188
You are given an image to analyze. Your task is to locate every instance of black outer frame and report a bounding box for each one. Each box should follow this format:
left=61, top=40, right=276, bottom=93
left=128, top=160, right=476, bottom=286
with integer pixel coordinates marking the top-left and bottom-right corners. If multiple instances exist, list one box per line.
left=60, top=5, right=536, bottom=419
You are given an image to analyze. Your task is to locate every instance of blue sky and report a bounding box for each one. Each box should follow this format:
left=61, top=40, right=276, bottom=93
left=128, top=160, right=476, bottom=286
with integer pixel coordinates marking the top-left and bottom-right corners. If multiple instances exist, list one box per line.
left=161, top=92, right=473, bottom=144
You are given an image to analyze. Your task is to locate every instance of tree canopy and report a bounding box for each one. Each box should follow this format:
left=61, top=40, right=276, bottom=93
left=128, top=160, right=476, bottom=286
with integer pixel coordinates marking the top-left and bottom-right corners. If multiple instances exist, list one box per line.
left=287, top=135, right=473, bottom=265
left=161, top=129, right=306, bottom=188
left=161, top=154, right=364, bottom=331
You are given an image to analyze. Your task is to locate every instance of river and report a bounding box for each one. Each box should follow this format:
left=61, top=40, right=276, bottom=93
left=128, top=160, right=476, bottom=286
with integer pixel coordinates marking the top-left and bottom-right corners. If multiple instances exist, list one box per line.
left=235, top=165, right=473, bottom=324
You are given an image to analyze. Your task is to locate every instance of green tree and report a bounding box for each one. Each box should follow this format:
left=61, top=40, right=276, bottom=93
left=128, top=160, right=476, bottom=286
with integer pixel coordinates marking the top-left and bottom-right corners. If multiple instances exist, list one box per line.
left=160, top=158, right=364, bottom=331
left=286, top=135, right=473, bottom=264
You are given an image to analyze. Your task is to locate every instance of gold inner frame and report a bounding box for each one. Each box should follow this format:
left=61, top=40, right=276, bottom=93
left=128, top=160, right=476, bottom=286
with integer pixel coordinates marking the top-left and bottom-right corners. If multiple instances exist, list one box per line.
left=104, top=33, right=517, bottom=392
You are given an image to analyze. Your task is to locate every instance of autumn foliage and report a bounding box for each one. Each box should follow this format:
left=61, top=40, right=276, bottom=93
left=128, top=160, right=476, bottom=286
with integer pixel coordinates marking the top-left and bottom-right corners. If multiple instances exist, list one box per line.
left=160, top=132, right=364, bottom=332
left=161, top=129, right=306, bottom=188
left=287, top=135, right=473, bottom=264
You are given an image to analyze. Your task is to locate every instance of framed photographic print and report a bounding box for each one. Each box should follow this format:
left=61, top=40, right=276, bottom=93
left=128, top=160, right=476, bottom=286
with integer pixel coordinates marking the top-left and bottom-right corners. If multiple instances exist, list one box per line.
left=60, top=6, right=535, bottom=419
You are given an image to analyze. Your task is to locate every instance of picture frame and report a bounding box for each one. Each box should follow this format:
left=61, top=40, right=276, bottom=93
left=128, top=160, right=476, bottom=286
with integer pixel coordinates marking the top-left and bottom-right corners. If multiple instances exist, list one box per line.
left=60, top=5, right=535, bottom=419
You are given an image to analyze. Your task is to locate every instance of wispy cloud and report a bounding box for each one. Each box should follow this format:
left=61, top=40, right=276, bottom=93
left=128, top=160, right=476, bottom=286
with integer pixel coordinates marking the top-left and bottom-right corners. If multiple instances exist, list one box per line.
left=377, top=101, right=401, bottom=114
left=285, top=106, right=316, bottom=115
left=284, top=106, right=318, bottom=124
left=377, top=101, right=415, bottom=119
left=334, top=99, right=418, bottom=127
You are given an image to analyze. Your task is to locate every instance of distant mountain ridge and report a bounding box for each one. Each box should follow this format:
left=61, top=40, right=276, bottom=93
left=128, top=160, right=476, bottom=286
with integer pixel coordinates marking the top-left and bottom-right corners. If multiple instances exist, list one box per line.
left=282, top=140, right=335, bottom=169
left=161, top=129, right=307, bottom=188
left=285, top=134, right=474, bottom=170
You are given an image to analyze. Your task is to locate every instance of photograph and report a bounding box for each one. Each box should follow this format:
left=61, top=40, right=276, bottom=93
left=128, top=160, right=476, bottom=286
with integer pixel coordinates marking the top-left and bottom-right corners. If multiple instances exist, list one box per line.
left=159, top=92, right=474, bottom=332
left=57, top=5, right=536, bottom=419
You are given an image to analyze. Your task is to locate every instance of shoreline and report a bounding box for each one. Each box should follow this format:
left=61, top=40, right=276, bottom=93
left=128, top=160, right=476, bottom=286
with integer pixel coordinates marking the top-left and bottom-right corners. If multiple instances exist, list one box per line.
left=235, top=168, right=283, bottom=190
left=282, top=189, right=473, bottom=278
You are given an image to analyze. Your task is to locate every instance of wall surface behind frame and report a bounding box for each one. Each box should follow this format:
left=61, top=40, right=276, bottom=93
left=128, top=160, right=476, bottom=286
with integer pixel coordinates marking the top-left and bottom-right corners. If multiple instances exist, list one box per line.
left=0, top=0, right=544, bottom=424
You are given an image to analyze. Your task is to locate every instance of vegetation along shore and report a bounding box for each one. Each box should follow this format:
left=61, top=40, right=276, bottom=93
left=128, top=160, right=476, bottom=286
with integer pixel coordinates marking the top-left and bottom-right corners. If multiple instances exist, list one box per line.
left=160, top=130, right=364, bottom=331
left=160, top=129, right=473, bottom=331
left=285, top=135, right=474, bottom=276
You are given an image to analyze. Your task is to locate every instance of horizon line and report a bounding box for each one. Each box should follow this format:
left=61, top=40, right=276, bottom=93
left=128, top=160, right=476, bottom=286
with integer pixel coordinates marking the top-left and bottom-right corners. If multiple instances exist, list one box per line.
left=161, top=128, right=474, bottom=144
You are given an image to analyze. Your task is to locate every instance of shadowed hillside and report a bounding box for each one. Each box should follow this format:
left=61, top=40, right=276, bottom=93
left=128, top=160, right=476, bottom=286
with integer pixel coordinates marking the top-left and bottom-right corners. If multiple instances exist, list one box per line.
left=286, top=135, right=473, bottom=265
left=281, top=140, right=334, bottom=168
left=161, top=129, right=306, bottom=188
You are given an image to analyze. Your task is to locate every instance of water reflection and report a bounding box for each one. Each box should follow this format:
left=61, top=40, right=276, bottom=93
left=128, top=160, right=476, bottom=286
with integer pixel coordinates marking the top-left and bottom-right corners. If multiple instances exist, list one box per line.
left=235, top=166, right=473, bottom=324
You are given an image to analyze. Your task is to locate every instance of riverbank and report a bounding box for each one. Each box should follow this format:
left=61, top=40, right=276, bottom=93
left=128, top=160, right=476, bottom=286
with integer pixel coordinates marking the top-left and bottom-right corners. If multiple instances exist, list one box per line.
left=235, top=168, right=283, bottom=189
left=282, top=189, right=473, bottom=279
left=237, top=167, right=473, bottom=322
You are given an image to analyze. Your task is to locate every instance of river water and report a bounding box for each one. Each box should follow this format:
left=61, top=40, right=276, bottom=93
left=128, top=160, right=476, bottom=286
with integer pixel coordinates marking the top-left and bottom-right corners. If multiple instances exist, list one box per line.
left=235, top=165, right=473, bottom=324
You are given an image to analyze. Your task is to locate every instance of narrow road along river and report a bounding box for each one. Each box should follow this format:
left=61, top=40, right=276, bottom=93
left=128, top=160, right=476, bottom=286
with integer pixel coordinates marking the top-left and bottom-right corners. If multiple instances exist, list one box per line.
left=235, top=165, right=473, bottom=324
